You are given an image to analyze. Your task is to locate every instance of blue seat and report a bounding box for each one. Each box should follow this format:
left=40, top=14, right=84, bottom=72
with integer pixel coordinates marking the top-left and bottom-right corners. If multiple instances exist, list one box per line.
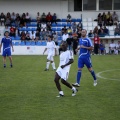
left=52, top=28, right=57, bottom=31
left=52, top=23, right=57, bottom=27
left=57, top=28, right=61, bottom=31
left=26, top=28, right=31, bottom=31
left=58, top=37, right=62, bottom=41
left=66, top=23, right=71, bottom=27
left=31, top=28, right=36, bottom=31
left=72, top=19, right=77, bottom=22
left=41, top=42, right=47, bottom=46
left=31, top=24, right=37, bottom=27
left=11, top=37, right=15, bottom=40
left=15, top=36, right=20, bottom=40
left=20, top=42, right=25, bottom=46
left=26, top=41, right=31, bottom=46
left=57, top=23, right=61, bottom=27
left=77, top=19, right=82, bottom=22
left=62, top=23, right=67, bottom=27
left=62, top=19, right=66, bottom=22
left=31, top=19, right=37, bottom=22
left=14, top=42, right=19, bottom=46
left=36, top=41, right=42, bottom=46
left=12, top=42, right=14, bottom=45
left=31, top=42, right=35, bottom=46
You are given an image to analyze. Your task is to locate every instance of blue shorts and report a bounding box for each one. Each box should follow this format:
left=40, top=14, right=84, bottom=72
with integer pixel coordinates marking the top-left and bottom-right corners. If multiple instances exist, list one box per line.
left=2, top=49, right=11, bottom=57
left=78, top=57, right=92, bottom=68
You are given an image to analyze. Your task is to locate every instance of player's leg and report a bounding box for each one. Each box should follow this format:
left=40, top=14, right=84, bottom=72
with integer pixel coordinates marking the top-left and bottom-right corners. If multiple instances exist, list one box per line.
left=85, top=57, right=97, bottom=86
left=3, top=56, right=6, bottom=68
left=44, top=54, right=51, bottom=71
left=54, top=72, right=64, bottom=97
left=7, top=50, right=13, bottom=67
left=61, top=71, right=78, bottom=96
left=50, top=56, right=56, bottom=70
left=72, top=58, right=83, bottom=87
left=8, top=56, right=13, bottom=67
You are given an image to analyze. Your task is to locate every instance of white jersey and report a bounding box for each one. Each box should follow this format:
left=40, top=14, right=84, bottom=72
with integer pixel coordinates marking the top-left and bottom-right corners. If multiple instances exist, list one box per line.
left=46, top=41, right=56, bottom=55
left=59, top=50, right=74, bottom=71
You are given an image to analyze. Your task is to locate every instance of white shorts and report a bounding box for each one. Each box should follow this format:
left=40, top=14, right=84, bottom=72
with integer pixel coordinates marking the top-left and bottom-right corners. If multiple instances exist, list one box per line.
left=56, top=67, right=69, bottom=81
left=47, top=54, right=54, bottom=61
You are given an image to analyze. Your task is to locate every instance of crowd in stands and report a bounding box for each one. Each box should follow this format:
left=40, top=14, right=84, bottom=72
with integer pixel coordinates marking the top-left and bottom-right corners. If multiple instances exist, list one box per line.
left=0, top=11, right=120, bottom=55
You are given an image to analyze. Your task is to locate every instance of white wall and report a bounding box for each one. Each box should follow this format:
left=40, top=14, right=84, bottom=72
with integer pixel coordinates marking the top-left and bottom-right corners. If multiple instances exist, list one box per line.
left=0, top=0, right=120, bottom=20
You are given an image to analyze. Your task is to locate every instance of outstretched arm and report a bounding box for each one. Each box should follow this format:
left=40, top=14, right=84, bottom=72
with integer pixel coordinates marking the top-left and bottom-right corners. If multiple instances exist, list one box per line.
left=61, top=59, right=74, bottom=69
left=11, top=42, right=14, bottom=52
left=43, top=48, right=47, bottom=55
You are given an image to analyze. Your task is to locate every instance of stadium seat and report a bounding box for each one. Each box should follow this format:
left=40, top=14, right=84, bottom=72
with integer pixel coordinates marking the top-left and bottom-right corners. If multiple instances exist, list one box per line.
left=14, top=42, right=19, bottom=46
left=62, top=23, right=67, bottom=27
left=57, top=28, right=61, bottom=31
left=76, top=19, right=82, bottom=22
left=15, top=36, right=20, bottom=40
left=20, top=42, right=25, bottom=46
left=52, top=23, right=57, bottom=27
left=88, top=18, right=92, bottom=22
left=31, top=28, right=36, bottom=31
left=26, top=41, right=31, bottom=46
left=31, top=19, right=37, bottom=22
left=61, top=19, right=66, bottom=22
left=58, top=37, right=62, bottom=41
left=41, top=42, right=47, bottom=46
left=31, top=23, right=37, bottom=27
left=52, top=28, right=57, bottom=31
left=11, top=37, right=15, bottom=40
left=109, top=31, right=114, bottom=36
left=72, top=19, right=76, bottom=22
left=26, top=28, right=31, bottom=31
left=57, top=23, right=61, bottom=27
left=82, top=18, right=87, bottom=22
left=31, top=41, right=35, bottom=46
left=12, top=42, right=14, bottom=45
left=82, top=22, right=87, bottom=27
left=36, top=41, right=42, bottom=46
left=66, top=23, right=71, bottom=27
left=108, top=26, right=114, bottom=31
left=87, top=26, right=93, bottom=31
left=93, top=22, right=98, bottom=27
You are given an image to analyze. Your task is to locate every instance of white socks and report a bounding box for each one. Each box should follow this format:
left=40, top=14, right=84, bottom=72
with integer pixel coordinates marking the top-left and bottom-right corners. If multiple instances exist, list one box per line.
left=46, top=62, right=50, bottom=69
left=72, top=87, right=76, bottom=91
left=51, top=62, right=56, bottom=70
left=59, top=91, right=64, bottom=95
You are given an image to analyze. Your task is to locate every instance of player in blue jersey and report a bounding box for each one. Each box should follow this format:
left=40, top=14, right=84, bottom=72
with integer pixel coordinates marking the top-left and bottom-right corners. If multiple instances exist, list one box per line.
left=0, top=31, right=14, bottom=68
left=72, top=29, right=97, bottom=87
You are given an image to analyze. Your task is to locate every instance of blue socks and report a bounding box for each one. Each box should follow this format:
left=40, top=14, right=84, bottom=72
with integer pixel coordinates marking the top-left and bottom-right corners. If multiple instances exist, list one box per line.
left=76, top=70, right=82, bottom=84
left=90, top=70, right=97, bottom=80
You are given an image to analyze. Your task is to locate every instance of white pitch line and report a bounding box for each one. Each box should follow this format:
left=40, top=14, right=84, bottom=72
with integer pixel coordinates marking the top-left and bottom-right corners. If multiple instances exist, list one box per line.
left=96, top=69, right=120, bottom=81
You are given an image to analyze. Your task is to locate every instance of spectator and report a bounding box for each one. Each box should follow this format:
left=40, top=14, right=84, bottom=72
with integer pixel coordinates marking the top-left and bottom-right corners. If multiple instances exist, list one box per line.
left=6, top=12, right=11, bottom=19
left=15, top=17, right=20, bottom=28
left=103, top=26, right=109, bottom=35
left=113, top=17, right=119, bottom=26
left=47, top=22, right=52, bottom=31
left=114, top=25, right=120, bottom=35
left=4, top=25, right=10, bottom=33
left=99, top=40, right=105, bottom=55
left=16, top=13, right=21, bottom=20
left=72, top=36, right=78, bottom=55
left=98, top=13, right=102, bottom=27
left=105, top=39, right=109, bottom=54
left=109, top=40, right=116, bottom=54
left=88, top=30, right=93, bottom=37
left=72, top=22, right=77, bottom=32
left=62, top=30, right=69, bottom=41
left=106, top=11, right=112, bottom=22
left=112, top=11, right=118, bottom=22
left=99, top=29, right=105, bottom=37
left=93, top=26, right=98, bottom=34
left=25, top=32, right=31, bottom=41
left=20, top=15, right=26, bottom=27
left=5, top=17, right=11, bottom=26
left=77, top=29, right=82, bottom=39
left=11, top=12, right=16, bottom=24
left=0, top=12, right=6, bottom=26
left=118, top=41, right=120, bottom=54
left=66, top=35, right=73, bottom=50
left=52, top=13, right=57, bottom=24
left=40, top=29, right=47, bottom=41
left=61, top=26, right=67, bottom=35
left=101, top=12, right=107, bottom=26
left=9, top=26, right=16, bottom=37
left=37, top=20, right=41, bottom=32
left=26, top=12, right=31, bottom=23
left=41, top=22, right=47, bottom=31
left=35, top=30, right=40, bottom=42
left=67, top=26, right=72, bottom=35
left=77, top=22, right=82, bottom=29
left=36, top=12, right=41, bottom=22
left=115, top=41, right=119, bottom=55
left=53, top=32, right=58, bottom=45
left=20, top=31, right=26, bottom=42
left=98, top=26, right=103, bottom=35
left=30, top=31, right=36, bottom=41
left=46, top=12, right=52, bottom=23
left=93, top=33, right=100, bottom=55
left=107, top=16, right=113, bottom=26
left=66, top=14, right=71, bottom=24
left=41, top=13, right=46, bottom=23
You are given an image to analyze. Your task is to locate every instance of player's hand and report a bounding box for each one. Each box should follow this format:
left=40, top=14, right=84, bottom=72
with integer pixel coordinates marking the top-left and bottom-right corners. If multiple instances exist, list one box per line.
left=61, top=65, right=66, bottom=69
left=75, top=49, right=78, bottom=52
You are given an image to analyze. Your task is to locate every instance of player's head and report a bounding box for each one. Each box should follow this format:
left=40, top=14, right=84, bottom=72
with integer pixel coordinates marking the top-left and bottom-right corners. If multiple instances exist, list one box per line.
left=4, top=31, right=9, bottom=37
left=61, top=41, right=68, bottom=51
left=81, top=29, right=87, bottom=38
left=47, top=35, right=53, bottom=42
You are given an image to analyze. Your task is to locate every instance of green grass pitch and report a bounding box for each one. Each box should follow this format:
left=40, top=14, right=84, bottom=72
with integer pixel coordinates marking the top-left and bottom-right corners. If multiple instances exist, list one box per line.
left=0, top=55, right=120, bottom=120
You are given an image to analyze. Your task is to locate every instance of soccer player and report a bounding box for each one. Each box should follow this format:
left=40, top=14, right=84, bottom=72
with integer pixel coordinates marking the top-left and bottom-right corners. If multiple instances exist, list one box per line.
left=0, top=31, right=14, bottom=68
left=72, top=29, right=97, bottom=87
left=43, top=35, right=57, bottom=71
left=54, top=41, right=78, bottom=97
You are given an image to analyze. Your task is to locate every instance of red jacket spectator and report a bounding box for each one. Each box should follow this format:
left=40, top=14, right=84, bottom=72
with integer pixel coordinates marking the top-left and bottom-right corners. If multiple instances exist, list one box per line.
left=46, top=12, right=52, bottom=22
left=93, top=35, right=100, bottom=44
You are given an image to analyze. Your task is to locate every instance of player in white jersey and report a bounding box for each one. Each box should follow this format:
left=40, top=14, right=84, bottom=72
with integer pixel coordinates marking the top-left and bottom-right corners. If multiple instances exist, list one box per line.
left=43, top=35, right=57, bottom=71
left=54, top=41, right=78, bottom=97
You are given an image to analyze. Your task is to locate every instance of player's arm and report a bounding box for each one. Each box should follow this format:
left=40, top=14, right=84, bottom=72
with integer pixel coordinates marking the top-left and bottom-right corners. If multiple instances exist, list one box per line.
left=80, top=45, right=94, bottom=50
left=61, top=59, right=74, bottom=69
left=11, top=42, right=14, bottom=52
left=0, top=40, right=3, bottom=53
left=43, top=48, right=47, bottom=55
left=55, top=48, right=57, bottom=56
